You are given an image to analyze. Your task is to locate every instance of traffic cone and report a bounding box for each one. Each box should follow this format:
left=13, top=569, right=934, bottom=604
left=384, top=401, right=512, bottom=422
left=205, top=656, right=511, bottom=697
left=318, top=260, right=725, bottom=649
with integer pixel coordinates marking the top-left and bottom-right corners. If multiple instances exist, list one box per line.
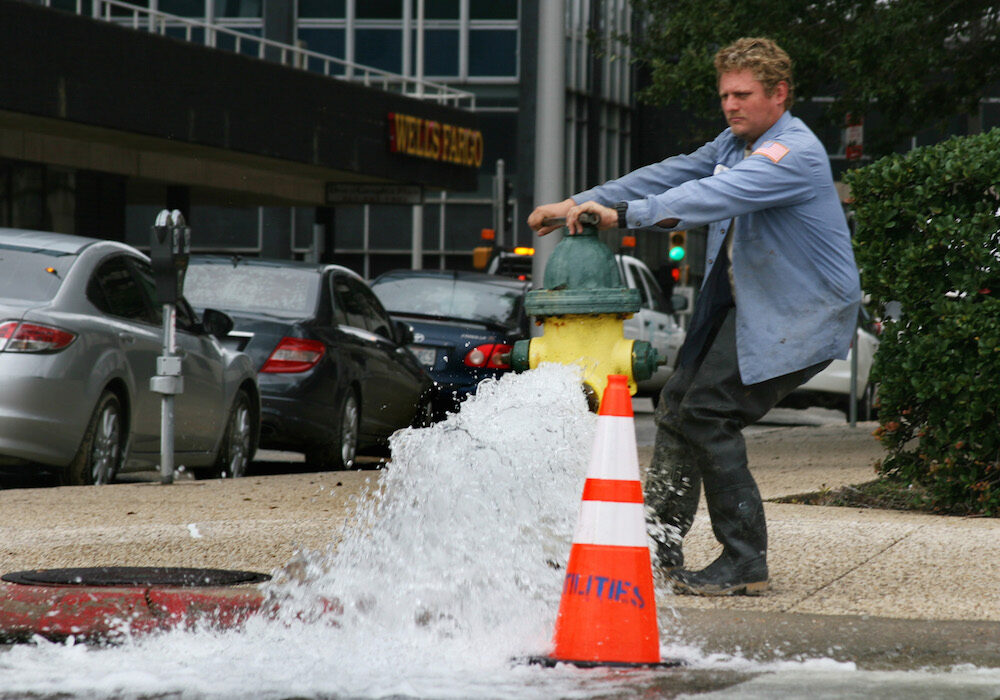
left=547, top=374, right=661, bottom=666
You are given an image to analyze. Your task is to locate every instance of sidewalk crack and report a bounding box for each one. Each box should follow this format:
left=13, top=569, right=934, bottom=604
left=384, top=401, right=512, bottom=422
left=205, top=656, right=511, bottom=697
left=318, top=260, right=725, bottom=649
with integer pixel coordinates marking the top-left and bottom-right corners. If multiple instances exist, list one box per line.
left=780, top=525, right=924, bottom=613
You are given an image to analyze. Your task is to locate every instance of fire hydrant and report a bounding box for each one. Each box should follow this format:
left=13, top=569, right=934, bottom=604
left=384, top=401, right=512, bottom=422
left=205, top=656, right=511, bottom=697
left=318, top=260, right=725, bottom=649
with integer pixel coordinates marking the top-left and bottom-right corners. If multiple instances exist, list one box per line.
left=510, top=213, right=657, bottom=408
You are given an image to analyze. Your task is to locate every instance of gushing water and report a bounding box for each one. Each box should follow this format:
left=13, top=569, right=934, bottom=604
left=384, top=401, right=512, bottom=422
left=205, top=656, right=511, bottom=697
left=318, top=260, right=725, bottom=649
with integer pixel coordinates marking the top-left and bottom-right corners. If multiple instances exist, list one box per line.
left=5, top=364, right=999, bottom=698
left=0, top=365, right=646, bottom=699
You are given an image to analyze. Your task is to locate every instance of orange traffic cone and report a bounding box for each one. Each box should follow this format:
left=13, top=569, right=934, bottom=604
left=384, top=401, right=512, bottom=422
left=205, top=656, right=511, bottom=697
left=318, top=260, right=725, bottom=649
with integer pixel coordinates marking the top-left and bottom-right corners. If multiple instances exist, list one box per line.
left=546, top=374, right=662, bottom=666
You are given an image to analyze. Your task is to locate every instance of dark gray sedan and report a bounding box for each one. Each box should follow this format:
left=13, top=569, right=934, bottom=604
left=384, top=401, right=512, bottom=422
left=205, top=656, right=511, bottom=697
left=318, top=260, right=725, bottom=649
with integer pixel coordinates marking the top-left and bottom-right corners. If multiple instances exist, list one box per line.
left=0, top=229, right=259, bottom=484
left=184, top=256, right=435, bottom=470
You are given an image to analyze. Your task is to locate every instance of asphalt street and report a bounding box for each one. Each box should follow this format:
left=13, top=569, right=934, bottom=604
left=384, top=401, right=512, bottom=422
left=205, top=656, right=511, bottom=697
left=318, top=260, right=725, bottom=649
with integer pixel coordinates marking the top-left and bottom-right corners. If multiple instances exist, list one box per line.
left=0, top=402, right=842, bottom=490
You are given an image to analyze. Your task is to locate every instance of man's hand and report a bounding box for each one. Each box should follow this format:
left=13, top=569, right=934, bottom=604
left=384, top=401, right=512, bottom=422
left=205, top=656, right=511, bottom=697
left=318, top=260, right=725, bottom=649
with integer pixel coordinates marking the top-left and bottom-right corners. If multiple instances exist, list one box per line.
left=527, top=198, right=576, bottom=235
left=565, top=201, right=618, bottom=234
left=528, top=198, right=620, bottom=236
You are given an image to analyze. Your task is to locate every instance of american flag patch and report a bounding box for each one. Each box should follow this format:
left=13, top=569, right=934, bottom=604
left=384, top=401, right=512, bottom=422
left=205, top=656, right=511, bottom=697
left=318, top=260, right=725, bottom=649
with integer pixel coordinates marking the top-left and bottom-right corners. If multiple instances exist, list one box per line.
left=752, top=141, right=790, bottom=163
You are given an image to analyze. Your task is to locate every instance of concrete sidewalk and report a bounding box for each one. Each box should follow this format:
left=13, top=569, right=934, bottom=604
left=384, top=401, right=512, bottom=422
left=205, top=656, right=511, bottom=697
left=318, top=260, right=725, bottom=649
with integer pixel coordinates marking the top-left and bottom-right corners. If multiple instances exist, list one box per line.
left=654, top=422, right=1000, bottom=623
left=1, top=420, right=998, bottom=644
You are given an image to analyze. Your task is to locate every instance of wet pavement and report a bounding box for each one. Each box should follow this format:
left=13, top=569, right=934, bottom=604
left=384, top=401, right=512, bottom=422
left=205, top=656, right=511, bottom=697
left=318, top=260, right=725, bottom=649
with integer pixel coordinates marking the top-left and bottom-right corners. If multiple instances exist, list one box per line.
left=2, top=398, right=1000, bottom=698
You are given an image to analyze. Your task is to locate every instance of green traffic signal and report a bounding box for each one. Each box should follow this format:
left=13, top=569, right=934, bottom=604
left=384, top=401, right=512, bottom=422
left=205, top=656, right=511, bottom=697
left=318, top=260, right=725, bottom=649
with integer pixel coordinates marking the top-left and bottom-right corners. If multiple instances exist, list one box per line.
left=669, top=246, right=685, bottom=261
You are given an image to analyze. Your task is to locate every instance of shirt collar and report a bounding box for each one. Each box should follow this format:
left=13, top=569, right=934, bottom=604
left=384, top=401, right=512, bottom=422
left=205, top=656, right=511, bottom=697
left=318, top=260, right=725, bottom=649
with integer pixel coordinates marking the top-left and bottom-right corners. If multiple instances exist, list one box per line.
left=744, top=111, right=792, bottom=150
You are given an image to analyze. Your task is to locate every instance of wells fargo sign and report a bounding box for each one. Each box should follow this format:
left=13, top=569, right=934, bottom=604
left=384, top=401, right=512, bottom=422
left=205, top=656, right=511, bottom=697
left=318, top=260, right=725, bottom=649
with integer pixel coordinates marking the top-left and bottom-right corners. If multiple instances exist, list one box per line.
left=388, top=112, right=484, bottom=169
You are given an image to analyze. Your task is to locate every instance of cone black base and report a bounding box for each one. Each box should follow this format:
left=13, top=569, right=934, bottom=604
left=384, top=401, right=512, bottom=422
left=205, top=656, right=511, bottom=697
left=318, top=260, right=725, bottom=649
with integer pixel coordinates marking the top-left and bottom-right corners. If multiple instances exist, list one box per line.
left=522, top=655, right=686, bottom=669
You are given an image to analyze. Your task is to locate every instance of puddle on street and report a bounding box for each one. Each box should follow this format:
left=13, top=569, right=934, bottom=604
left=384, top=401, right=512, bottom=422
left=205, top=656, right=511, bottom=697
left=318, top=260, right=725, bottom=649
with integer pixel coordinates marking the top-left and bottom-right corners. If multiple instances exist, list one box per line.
left=1, top=365, right=999, bottom=699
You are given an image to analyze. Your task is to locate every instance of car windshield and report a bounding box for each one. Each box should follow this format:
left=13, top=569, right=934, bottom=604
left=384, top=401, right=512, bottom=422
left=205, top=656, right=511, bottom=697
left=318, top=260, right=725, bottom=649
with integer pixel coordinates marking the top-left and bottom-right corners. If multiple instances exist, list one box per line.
left=0, top=248, right=76, bottom=301
left=184, top=263, right=319, bottom=317
left=374, top=276, right=522, bottom=327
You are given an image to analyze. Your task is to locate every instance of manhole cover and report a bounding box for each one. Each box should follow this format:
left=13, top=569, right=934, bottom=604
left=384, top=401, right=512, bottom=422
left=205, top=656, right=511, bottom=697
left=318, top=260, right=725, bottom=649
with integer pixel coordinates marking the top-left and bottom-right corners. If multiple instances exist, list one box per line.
left=1, top=566, right=271, bottom=587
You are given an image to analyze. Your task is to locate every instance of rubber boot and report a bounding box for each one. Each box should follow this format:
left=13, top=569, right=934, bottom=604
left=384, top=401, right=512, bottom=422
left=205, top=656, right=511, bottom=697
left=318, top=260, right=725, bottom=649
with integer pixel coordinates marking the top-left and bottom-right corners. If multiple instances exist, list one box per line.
left=645, top=461, right=699, bottom=571
left=645, top=421, right=703, bottom=572
left=669, top=485, right=769, bottom=596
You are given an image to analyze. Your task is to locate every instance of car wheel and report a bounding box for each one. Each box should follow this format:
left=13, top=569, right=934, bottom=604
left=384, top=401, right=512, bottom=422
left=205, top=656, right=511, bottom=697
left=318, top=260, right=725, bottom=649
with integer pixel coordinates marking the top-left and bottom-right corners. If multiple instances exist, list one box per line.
left=305, top=389, right=359, bottom=470
left=64, top=391, right=125, bottom=486
left=203, top=389, right=254, bottom=478
left=855, top=383, right=878, bottom=422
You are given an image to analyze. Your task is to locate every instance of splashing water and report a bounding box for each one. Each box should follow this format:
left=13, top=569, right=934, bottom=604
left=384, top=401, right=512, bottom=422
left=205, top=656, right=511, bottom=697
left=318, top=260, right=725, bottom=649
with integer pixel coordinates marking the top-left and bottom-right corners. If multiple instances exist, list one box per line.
left=1, top=364, right=658, bottom=700
left=6, top=363, right=995, bottom=698
left=266, top=363, right=591, bottom=634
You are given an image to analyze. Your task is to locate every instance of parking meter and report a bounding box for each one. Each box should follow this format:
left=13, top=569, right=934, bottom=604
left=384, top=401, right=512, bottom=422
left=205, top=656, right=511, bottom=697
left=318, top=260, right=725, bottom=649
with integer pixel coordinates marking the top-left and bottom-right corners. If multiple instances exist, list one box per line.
left=149, top=209, right=189, bottom=485
left=150, top=209, right=190, bottom=305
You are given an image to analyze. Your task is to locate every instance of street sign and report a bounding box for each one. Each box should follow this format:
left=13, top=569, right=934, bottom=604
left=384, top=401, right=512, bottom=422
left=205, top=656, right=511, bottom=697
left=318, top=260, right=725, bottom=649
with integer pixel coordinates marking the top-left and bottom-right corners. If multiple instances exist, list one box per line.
left=325, top=183, right=423, bottom=205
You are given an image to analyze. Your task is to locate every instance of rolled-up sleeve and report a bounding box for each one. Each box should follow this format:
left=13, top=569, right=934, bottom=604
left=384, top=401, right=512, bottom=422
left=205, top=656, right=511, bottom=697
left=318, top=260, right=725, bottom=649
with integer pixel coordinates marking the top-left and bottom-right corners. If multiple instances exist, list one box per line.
left=573, top=141, right=720, bottom=215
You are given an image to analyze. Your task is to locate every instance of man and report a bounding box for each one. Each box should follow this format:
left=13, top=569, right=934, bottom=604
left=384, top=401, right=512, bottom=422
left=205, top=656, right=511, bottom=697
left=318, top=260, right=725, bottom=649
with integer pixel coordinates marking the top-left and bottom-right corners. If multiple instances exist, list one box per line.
left=528, top=37, right=861, bottom=596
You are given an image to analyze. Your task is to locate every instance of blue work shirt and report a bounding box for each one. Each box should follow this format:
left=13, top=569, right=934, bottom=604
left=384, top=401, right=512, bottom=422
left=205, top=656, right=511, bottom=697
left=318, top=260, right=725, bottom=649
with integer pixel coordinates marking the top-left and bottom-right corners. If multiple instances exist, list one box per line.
left=573, top=111, right=861, bottom=385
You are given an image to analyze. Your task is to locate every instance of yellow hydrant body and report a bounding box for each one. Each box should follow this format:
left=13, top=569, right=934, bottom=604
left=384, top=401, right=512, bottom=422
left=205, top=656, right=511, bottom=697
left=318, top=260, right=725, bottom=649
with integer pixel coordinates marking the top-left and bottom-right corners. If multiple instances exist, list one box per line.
left=525, top=313, right=640, bottom=404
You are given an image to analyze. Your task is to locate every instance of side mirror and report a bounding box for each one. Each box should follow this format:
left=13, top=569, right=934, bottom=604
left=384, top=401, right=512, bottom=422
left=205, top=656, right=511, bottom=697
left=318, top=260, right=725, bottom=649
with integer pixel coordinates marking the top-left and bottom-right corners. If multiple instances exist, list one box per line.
left=394, top=320, right=415, bottom=345
left=671, top=293, right=690, bottom=312
left=202, top=308, right=234, bottom=339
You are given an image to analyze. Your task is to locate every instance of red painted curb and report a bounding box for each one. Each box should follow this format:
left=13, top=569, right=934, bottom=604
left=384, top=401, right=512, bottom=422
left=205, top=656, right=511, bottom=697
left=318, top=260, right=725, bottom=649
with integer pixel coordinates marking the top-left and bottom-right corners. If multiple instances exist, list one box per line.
left=0, top=582, right=265, bottom=642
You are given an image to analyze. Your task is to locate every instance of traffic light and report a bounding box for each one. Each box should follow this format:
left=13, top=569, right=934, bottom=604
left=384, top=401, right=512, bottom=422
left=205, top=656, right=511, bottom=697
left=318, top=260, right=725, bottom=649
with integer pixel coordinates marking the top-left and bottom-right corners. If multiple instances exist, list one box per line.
left=656, top=261, right=680, bottom=301
left=668, top=230, right=687, bottom=262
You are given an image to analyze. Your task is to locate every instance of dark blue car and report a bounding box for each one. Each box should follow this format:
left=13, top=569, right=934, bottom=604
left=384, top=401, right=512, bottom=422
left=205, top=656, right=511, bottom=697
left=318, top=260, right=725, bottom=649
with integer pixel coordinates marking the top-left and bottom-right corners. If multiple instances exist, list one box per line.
left=184, top=257, right=435, bottom=470
left=371, top=270, right=531, bottom=416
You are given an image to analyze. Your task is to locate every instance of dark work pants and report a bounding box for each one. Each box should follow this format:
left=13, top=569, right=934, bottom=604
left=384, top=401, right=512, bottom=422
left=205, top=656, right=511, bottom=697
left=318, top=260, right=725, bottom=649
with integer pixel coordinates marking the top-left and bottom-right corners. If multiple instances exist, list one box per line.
left=646, top=305, right=829, bottom=570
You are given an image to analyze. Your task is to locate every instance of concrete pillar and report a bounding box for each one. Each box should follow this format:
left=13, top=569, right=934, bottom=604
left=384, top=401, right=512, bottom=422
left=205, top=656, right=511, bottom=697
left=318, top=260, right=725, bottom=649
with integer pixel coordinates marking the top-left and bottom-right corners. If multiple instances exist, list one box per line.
left=531, top=0, right=566, bottom=288
left=262, top=0, right=296, bottom=63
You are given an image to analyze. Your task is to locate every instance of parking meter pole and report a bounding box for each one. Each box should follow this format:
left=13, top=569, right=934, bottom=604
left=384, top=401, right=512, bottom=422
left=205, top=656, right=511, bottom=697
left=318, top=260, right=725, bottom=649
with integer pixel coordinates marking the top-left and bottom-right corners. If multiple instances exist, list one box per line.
left=149, top=210, right=190, bottom=485
left=159, top=304, right=177, bottom=484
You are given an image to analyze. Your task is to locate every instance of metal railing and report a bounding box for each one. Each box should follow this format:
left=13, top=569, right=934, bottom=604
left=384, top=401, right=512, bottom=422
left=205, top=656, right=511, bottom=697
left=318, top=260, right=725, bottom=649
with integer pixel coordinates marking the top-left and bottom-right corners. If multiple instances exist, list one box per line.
left=43, top=0, right=476, bottom=109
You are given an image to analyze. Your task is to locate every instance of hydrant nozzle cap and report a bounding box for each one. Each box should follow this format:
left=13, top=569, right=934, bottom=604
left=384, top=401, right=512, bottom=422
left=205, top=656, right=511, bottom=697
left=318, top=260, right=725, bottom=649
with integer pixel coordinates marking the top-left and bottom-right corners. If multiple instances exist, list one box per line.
left=631, top=341, right=658, bottom=382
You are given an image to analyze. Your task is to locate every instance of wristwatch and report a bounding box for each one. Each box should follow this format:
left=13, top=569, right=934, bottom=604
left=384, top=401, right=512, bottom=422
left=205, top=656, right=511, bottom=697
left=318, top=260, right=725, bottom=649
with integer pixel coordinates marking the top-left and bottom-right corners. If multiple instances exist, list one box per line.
left=615, top=201, right=628, bottom=230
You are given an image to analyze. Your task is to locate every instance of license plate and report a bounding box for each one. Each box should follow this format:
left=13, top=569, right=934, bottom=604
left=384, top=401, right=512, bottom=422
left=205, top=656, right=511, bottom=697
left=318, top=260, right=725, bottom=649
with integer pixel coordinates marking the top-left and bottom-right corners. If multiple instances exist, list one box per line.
left=411, top=345, right=437, bottom=368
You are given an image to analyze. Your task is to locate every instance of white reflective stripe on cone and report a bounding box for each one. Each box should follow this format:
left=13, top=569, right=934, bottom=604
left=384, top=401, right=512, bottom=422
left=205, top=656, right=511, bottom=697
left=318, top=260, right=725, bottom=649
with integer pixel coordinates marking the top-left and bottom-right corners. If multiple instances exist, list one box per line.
left=573, top=501, right=648, bottom=547
left=587, top=415, right=641, bottom=481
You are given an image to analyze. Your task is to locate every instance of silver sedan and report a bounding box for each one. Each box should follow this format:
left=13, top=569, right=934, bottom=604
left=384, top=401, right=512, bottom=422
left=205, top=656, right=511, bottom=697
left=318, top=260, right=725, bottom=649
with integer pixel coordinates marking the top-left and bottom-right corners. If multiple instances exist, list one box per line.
left=0, top=228, right=259, bottom=484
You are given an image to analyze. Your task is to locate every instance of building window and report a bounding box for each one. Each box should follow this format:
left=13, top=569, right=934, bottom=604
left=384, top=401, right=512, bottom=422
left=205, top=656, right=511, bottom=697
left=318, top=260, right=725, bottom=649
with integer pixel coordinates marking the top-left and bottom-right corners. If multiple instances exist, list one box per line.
left=470, top=0, right=516, bottom=20
left=216, top=26, right=262, bottom=56
left=419, top=0, right=460, bottom=19
left=420, top=29, right=459, bottom=77
left=158, top=0, right=203, bottom=16
left=355, top=28, right=403, bottom=73
left=299, top=0, right=345, bottom=18
left=214, top=0, right=261, bottom=18
left=299, top=27, right=346, bottom=72
left=165, top=26, right=206, bottom=43
left=356, top=0, right=403, bottom=19
left=468, top=29, right=517, bottom=77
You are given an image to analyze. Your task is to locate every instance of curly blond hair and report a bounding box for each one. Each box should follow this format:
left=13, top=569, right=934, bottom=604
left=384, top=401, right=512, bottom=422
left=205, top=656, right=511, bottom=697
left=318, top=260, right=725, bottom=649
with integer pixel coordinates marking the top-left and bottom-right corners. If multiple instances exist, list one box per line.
left=714, top=37, right=794, bottom=109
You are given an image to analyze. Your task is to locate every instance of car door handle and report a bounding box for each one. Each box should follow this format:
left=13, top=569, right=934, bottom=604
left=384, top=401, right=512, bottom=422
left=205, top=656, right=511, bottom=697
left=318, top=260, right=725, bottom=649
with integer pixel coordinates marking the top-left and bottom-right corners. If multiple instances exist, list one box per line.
left=118, top=332, right=136, bottom=345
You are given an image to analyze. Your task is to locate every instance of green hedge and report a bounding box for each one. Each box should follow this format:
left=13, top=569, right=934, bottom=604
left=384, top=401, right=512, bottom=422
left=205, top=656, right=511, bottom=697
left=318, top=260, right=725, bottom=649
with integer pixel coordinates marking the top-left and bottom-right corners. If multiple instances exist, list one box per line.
left=845, top=128, right=1000, bottom=515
